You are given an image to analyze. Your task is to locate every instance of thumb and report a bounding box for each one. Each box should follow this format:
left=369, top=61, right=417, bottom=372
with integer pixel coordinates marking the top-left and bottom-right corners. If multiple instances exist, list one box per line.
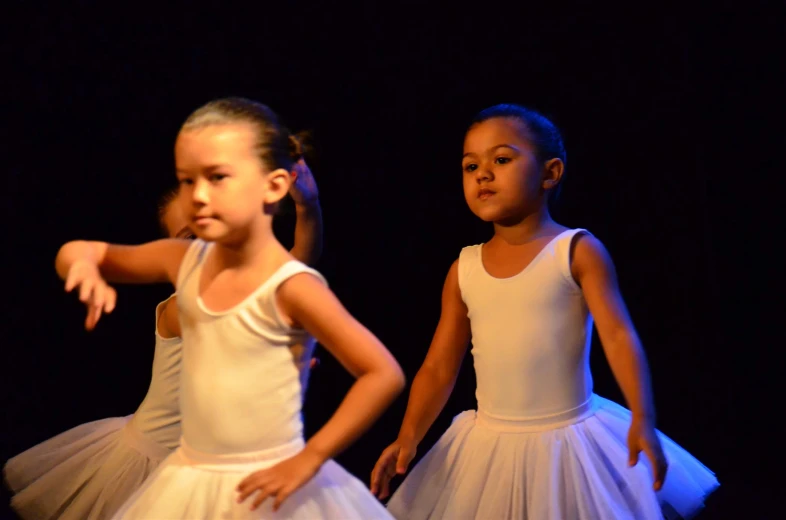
left=628, top=441, right=640, bottom=467
left=396, top=448, right=411, bottom=474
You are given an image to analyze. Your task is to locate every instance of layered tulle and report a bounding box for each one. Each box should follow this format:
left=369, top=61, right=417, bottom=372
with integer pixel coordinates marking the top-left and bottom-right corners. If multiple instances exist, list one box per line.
left=4, top=416, right=172, bottom=520
left=387, top=396, right=718, bottom=520
left=113, top=438, right=392, bottom=519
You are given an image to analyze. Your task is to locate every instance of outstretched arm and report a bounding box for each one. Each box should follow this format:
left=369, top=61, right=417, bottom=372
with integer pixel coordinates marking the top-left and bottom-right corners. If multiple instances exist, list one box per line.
left=371, top=259, right=471, bottom=499
left=571, top=233, right=667, bottom=490
left=55, top=239, right=189, bottom=329
left=288, top=160, right=323, bottom=266
left=56, top=239, right=188, bottom=285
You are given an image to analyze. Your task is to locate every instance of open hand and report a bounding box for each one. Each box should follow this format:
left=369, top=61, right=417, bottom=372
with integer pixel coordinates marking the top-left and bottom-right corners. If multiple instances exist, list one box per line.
left=628, top=419, right=668, bottom=490
left=237, top=449, right=323, bottom=512
left=370, top=439, right=417, bottom=500
left=64, top=260, right=116, bottom=330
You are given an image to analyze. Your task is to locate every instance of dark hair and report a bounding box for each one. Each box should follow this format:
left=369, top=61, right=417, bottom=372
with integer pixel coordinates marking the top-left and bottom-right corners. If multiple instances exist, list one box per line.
left=181, top=97, right=303, bottom=173
left=157, top=187, right=180, bottom=237
left=470, top=104, right=566, bottom=201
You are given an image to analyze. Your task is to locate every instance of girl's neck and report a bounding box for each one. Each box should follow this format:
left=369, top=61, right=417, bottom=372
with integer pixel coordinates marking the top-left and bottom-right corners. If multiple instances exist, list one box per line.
left=212, top=222, right=283, bottom=269
left=492, top=206, right=559, bottom=245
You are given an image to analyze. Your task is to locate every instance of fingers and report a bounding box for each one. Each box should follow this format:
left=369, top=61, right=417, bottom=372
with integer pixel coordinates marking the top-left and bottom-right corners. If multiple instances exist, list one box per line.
left=371, top=448, right=398, bottom=497
left=271, top=484, right=297, bottom=512
left=371, top=466, right=393, bottom=499
left=370, top=462, right=393, bottom=498
left=64, top=267, right=80, bottom=293
left=104, top=287, right=117, bottom=313
left=644, top=444, right=668, bottom=491
left=627, top=435, right=640, bottom=467
left=78, top=278, right=95, bottom=303
left=396, top=447, right=413, bottom=474
left=370, top=458, right=389, bottom=494
left=379, top=475, right=392, bottom=500
left=251, top=485, right=275, bottom=511
left=85, top=304, right=102, bottom=331
left=78, top=282, right=116, bottom=330
left=237, top=471, right=284, bottom=512
left=237, top=473, right=263, bottom=503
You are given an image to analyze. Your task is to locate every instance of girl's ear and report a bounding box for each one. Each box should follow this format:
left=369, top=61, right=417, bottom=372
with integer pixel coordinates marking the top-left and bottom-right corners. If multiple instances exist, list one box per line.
left=263, top=168, right=292, bottom=205
left=542, top=158, right=564, bottom=191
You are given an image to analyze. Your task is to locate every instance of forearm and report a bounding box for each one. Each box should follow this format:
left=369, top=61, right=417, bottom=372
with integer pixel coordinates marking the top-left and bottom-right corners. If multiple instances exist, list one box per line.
left=55, top=240, right=108, bottom=279
left=397, top=364, right=457, bottom=445
left=605, top=331, right=657, bottom=422
left=304, top=367, right=404, bottom=463
left=290, top=201, right=323, bottom=266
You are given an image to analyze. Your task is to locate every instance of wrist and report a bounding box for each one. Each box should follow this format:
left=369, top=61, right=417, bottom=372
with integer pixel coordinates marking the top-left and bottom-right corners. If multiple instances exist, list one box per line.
left=631, top=412, right=656, bottom=426
left=302, top=441, right=330, bottom=467
left=397, top=428, right=420, bottom=447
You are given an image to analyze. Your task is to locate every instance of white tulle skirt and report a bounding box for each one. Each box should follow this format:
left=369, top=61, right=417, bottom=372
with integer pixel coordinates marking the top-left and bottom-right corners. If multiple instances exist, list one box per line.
left=3, top=416, right=172, bottom=520
left=112, top=436, right=392, bottom=519
left=387, top=395, right=719, bottom=520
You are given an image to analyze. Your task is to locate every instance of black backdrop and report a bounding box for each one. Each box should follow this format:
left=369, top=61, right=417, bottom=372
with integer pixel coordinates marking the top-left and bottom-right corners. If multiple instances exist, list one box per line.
left=3, top=3, right=781, bottom=518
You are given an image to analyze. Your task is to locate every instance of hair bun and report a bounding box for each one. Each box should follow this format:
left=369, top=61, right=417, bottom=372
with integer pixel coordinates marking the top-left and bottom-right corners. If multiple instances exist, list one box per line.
left=288, top=134, right=304, bottom=161
left=287, top=130, right=313, bottom=162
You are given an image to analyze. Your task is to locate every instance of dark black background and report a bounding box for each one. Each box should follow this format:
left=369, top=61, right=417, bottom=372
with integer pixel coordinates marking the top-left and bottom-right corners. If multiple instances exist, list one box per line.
left=3, top=2, right=782, bottom=518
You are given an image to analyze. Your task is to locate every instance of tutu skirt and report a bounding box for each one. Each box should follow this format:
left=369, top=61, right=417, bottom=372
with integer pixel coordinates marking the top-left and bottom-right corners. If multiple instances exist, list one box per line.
left=113, top=436, right=392, bottom=519
left=387, top=395, right=719, bottom=520
left=4, top=415, right=172, bottom=520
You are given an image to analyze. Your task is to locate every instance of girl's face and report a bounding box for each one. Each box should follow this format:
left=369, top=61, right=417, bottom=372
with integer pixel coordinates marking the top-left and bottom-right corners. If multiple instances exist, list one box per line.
left=461, top=117, right=547, bottom=224
left=174, top=122, right=290, bottom=243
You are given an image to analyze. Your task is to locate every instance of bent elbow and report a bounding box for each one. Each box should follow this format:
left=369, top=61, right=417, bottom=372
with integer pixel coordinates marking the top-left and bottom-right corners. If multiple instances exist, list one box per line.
left=387, top=362, right=406, bottom=396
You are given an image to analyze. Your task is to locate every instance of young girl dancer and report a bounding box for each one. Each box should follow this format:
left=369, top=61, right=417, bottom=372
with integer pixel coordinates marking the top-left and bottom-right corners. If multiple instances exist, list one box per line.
left=371, top=104, right=719, bottom=519
left=55, top=97, right=404, bottom=519
left=3, top=158, right=323, bottom=520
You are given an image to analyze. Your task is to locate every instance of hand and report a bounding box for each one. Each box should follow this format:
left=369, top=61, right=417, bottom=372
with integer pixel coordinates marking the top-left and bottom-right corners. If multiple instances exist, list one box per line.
left=628, top=418, right=668, bottom=491
left=370, top=439, right=417, bottom=500
left=237, top=448, right=324, bottom=512
left=289, top=159, right=319, bottom=206
left=64, top=260, right=116, bottom=330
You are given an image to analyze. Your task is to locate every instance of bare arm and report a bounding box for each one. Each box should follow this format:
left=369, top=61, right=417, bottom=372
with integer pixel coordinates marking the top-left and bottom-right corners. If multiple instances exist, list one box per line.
left=278, top=273, right=405, bottom=463
left=397, top=260, right=471, bottom=445
left=287, top=160, right=323, bottom=266
left=289, top=201, right=323, bottom=266
left=55, top=239, right=190, bottom=330
left=572, top=233, right=667, bottom=488
left=55, top=239, right=189, bottom=285
left=370, top=259, right=470, bottom=498
left=571, top=234, right=655, bottom=422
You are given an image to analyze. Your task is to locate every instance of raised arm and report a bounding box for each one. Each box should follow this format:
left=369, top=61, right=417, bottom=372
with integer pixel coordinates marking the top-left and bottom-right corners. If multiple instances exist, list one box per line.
left=371, top=259, right=471, bottom=499
left=571, top=233, right=667, bottom=490
left=287, top=160, right=323, bottom=266
left=237, top=273, right=405, bottom=510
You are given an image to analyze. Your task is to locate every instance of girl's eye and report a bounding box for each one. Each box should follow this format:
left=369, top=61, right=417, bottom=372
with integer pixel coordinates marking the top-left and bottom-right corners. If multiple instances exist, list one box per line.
left=495, top=157, right=511, bottom=165
left=210, top=174, right=227, bottom=182
left=178, top=178, right=193, bottom=186
left=463, top=163, right=478, bottom=172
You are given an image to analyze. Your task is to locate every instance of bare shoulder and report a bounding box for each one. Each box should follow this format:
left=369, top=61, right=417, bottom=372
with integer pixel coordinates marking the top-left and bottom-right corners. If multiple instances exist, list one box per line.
left=276, top=270, right=334, bottom=326
left=277, top=270, right=328, bottom=300
left=446, top=258, right=460, bottom=283
left=570, top=233, right=617, bottom=283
